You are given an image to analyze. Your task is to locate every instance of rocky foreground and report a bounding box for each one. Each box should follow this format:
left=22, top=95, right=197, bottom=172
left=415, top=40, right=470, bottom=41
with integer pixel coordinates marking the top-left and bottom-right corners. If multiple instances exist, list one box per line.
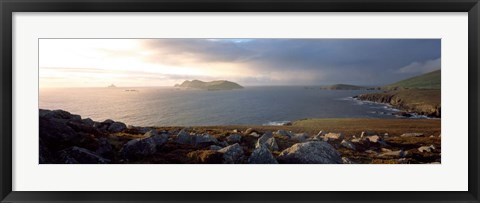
left=40, top=109, right=441, bottom=164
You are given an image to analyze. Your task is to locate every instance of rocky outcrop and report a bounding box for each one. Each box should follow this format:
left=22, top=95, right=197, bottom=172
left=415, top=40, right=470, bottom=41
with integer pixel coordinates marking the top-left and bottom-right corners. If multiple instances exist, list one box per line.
left=226, top=134, right=242, bottom=143
left=39, top=109, right=441, bottom=164
left=324, top=133, right=343, bottom=141
left=175, top=129, right=218, bottom=146
left=277, top=141, right=342, bottom=164
left=248, top=145, right=278, bottom=164
left=218, top=143, right=244, bottom=164
left=120, top=130, right=168, bottom=160
left=59, top=146, right=111, bottom=164
left=355, top=89, right=440, bottom=117
left=275, top=130, right=293, bottom=138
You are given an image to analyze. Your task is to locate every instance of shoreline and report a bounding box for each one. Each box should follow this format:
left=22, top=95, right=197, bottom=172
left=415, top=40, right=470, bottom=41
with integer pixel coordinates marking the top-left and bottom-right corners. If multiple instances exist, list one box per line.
left=354, top=89, right=441, bottom=118
left=39, top=109, right=441, bottom=164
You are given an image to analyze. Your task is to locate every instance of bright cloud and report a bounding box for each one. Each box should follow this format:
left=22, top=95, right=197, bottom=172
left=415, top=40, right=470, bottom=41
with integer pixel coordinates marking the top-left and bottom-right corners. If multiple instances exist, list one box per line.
left=39, top=39, right=441, bottom=88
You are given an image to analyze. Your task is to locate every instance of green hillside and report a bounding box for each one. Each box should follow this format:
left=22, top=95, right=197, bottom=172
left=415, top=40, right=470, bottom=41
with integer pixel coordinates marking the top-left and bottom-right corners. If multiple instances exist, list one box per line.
left=385, top=70, right=440, bottom=90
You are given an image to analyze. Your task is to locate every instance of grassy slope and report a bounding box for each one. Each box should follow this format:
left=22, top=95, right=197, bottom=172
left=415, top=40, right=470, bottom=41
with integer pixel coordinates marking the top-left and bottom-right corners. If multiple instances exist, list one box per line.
left=385, top=70, right=440, bottom=90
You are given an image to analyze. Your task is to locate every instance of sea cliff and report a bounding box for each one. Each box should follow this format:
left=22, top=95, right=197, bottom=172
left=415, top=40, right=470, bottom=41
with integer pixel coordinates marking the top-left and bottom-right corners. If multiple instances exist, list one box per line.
left=354, top=89, right=441, bottom=118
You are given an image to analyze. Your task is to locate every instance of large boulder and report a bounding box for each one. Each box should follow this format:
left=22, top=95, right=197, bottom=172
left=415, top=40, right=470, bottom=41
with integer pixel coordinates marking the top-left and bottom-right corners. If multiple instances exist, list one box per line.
left=277, top=141, right=342, bottom=164
left=217, top=143, right=244, bottom=164
left=175, top=128, right=194, bottom=144
left=255, top=134, right=279, bottom=151
left=265, top=137, right=279, bottom=151
left=226, top=134, right=242, bottom=143
left=291, top=133, right=308, bottom=142
left=107, top=122, right=127, bottom=133
left=59, top=146, right=111, bottom=164
left=248, top=145, right=278, bottom=164
left=120, top=130, right=168, bottom=160
left=95, top=137, right=114, bottom=158
left=194, top=133, right=218, bottom=146
left=275, top=130, right=293, bottom=138
left=255, top=133, right=273, bottom=147
left=39, top=110, right=100, bottom=151
left=39, top=109, right=81, bottom=121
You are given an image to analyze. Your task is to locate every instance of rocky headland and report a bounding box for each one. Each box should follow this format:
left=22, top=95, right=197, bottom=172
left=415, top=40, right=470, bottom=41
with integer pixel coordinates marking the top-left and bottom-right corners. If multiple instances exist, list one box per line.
left=39, top=109, right=441, bottom=164
left=354, top=89, right=441, bottom=118
left=354, top=70, right=441, bottom=118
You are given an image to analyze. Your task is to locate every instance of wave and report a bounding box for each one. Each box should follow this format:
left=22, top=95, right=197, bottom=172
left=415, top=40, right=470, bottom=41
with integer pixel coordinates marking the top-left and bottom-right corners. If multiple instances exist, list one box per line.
left=263, top=120, right=291, bottom=126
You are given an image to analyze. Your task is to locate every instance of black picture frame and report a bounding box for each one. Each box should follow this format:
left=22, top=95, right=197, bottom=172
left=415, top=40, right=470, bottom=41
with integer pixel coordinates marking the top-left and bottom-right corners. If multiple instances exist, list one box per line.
left=1, top=0, right=479, bottom=202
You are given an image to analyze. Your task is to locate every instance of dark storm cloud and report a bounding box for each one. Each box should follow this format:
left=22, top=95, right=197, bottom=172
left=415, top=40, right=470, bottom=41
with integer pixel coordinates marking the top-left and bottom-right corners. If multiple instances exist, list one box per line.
left=140, top=39, right=440, bottom=86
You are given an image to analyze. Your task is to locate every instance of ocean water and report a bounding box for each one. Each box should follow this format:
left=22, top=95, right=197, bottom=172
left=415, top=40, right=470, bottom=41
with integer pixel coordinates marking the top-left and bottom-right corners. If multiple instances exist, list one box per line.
left=39, top=86, right=406, bottom=126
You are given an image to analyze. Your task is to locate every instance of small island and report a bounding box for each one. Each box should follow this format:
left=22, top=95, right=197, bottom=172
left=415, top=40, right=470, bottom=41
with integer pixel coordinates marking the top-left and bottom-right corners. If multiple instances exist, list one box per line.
left=174, top=80, right=244, bottom=90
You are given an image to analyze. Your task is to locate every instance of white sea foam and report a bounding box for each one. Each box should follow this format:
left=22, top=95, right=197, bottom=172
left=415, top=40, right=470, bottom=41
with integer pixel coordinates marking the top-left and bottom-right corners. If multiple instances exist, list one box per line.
left=263, top=121, right=291, bottom=126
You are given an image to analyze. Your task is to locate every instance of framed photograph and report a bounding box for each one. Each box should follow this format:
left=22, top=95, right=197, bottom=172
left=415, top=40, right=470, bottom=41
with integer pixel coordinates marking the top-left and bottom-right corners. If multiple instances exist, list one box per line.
left=1, top=0, right=479, bottom=202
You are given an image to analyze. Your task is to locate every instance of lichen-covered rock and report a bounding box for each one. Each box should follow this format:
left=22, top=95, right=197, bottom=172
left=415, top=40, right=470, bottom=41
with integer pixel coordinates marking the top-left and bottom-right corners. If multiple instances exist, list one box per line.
left=277, top=141, right=342, bottom=164
left=209, top=145, right=223, bottom=150
left=218, top=143, right=244, bottom=164
left=275, top=130, right=293, bottom=138
left=255, top=133, right=279, bottom=151
left=255, top=133, right=273, bottom=148
left=226, top=134, right=242, bottom=143
left=340, top=140, right=356, bottom=150
left=324, top=132, right=343, bottom=140
left=244, top=128, right=255, bottom=135
left=265, top=137, right=279, bottom=151
left=291, top=133, right=308, bottom=142
left=194, top=133, right=218, bottom=145
left=248, top=145, right=278, bottom=164
left=119, top=130, right=167, bottom=160
left=249, top=132, right=261, bottom=138
left=418, top=145, right=436, bottom=153
left=175, top=128, right=194, bottom=144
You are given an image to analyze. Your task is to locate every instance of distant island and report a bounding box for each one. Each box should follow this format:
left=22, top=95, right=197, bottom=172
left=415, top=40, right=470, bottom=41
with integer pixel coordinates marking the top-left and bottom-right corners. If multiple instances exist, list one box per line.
left=319, top=84, right=378, bottom=90
left=107, top=84, right=116, bottom=88
left=174, top=80, right=244, bottom=90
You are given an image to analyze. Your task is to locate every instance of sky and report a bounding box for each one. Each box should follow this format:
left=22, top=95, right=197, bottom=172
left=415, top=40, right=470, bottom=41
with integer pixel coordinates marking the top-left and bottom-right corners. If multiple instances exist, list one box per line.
left=39, top=39, right=441, bottom=88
